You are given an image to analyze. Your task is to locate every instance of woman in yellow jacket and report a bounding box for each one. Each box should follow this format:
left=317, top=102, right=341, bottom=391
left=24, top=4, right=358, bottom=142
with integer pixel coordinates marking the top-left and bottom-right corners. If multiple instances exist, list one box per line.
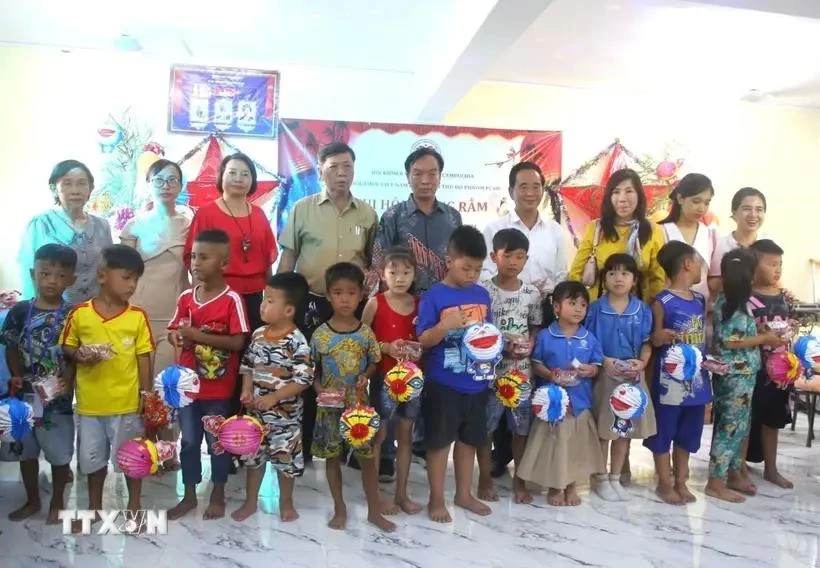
left=569, top=168, right=666, bottom=303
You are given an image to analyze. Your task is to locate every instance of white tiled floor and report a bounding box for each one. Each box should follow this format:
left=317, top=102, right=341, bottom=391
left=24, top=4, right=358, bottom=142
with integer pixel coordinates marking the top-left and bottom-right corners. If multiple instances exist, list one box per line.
left=2, top=415, right=820, bottom=568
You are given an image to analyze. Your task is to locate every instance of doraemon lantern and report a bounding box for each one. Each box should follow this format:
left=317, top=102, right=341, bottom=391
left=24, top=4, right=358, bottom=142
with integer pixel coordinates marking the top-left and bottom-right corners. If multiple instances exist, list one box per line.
left=461, top=322, right=504, bottom=381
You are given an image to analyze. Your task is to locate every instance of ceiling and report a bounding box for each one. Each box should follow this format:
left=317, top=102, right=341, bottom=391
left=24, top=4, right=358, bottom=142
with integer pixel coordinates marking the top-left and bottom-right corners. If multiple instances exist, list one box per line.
left=2, top=0, right=819, bottom=120
left=486, top=0, right=820, bottom=107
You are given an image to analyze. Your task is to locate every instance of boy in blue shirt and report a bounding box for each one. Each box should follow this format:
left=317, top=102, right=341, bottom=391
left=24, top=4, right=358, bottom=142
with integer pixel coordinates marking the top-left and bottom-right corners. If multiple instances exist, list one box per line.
left=417, top=225, right=494, bottom=523
left=643, top=241, right=712, bottom=505
left=0, top=244, right=76, bottom=524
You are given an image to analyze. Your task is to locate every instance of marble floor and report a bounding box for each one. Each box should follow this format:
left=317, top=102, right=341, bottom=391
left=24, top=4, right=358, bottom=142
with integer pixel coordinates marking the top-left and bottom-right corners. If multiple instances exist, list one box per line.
left=2, top=415, right=820, bottom=568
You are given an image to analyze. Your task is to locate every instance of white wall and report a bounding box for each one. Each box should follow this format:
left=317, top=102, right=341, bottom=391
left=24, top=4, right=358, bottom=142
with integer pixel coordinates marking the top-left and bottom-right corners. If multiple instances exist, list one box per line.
left=0, top=45, right=419, bottom=288
left=445, top=81, right=820, bottom=302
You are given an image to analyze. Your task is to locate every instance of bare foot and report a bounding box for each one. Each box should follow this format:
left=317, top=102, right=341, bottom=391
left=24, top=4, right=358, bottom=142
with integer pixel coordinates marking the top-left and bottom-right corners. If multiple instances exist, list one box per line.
left=674, top=483, right=697, bottom=503
left=203, top=499, right=226, bottom=520
left=328, top=506, right=347, bottom=530
left=230, top=502, right=257, bottom=522
left=428, top=503, right=452, bottom=523
left=71, top=513, right=101, bottom=534
left=46, top=506, right=62, bottom=525
left=368, top=511, right=397, bottom=532
left=454, top=494, right=492, bottom=516
left=279, top=503, right=299, bottom=522
left=167, top=496, right=198, bottom=520
left=705, top=480, right=745, bottom=503
left=727, top=474, right=757, bottom=496
left=381, top=498, right=400, bottom=516
left=477, top=482, right=499, bottom=502
left=547, top=488, right=565, bottom=506
left=564, top=484, right=581, bottom=506
left=396, top=496, right=423, bottom=515
left=513, top=478, right=533, bottom=504
left=655, top=484, right=683, bottom=505
left=764, top=470, right=793, bottom=489
left=8, top=500, right=41, bottom=521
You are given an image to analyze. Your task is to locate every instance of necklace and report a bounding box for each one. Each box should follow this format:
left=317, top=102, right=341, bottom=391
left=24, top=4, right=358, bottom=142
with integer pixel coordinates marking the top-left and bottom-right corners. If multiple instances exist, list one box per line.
left=221, top=199, right=253, bottom=263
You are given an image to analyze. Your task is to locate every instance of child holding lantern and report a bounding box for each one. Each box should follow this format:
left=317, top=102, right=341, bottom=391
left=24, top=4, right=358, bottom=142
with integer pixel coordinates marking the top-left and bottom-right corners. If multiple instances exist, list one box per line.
left=361, top=246, right=423, bottom=516
left=477, top=228, right=542, bottom=505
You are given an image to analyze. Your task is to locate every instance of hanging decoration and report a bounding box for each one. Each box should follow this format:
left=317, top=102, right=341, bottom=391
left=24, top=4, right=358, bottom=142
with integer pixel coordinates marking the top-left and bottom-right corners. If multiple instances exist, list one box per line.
left=554, top=139, right=688, bottom=245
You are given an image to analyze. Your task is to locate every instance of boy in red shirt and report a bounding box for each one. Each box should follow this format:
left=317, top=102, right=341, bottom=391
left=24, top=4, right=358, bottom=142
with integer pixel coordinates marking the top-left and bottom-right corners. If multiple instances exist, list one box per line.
left=167, top=229, right=250, bottom=520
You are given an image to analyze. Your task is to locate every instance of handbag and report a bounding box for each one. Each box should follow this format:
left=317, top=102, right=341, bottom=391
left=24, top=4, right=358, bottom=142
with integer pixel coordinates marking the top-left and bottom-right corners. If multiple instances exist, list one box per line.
left=581, top=221, right=602, bottom=287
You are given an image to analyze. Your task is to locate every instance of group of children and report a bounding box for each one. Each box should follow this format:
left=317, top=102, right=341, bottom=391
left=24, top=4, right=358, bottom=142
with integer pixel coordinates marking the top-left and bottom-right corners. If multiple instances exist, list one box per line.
left=0, top=219, right=800, bottom=533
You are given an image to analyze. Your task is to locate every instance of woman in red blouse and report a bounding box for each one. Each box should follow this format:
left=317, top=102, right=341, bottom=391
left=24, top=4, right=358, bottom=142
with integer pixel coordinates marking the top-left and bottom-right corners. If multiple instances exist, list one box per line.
left=184, top=152, right=277, bottom=332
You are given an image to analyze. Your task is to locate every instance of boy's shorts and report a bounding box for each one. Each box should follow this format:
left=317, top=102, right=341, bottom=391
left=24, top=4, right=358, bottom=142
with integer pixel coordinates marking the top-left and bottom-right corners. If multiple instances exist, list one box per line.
left=486, top=393, right=532, bottom=437
left=643, top=403, right=705, bottom=455
left=0, top=413, right=74, bottom=465
left=369, top=376, right=421, bottom=423
left=245, top=411, right=304, bottom=478
left=77, top=413, right=144, bottom=475
left=422, top=379, right=489, bottom=450
left=313, top=407, right=377, bottom=460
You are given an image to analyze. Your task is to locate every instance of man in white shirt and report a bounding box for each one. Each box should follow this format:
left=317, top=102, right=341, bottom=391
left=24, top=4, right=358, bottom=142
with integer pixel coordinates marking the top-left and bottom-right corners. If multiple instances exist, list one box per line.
left=481, top=161, right=568, bottom=297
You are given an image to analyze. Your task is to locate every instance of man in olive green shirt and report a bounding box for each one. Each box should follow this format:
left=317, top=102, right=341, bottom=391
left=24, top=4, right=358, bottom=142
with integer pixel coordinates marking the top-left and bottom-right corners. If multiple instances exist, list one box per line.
left=277, top=141, right=377, bottom=461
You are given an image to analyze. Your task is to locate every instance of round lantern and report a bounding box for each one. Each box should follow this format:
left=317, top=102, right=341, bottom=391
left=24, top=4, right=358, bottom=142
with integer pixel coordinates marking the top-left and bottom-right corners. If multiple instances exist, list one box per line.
left=531, top=384, right=570, bottom=424
left=339, top=405, right=381, bottom=449
left=384, top=361, right=425, bottom=403
left=608, top=383, right=648, bottom=437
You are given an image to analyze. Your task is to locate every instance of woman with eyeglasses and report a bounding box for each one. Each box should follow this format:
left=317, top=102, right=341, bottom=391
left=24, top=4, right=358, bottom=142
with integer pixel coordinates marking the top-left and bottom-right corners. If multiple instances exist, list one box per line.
left=121, top=159, right=192, bottom=469
left=19, top=159, right=113, bottom=305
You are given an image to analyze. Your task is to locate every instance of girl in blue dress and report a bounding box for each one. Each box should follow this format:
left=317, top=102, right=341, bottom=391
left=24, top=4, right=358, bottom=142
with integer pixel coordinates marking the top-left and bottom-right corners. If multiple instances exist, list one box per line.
left=518, top=281, right=604, bottom=506
left=587, top=254, right=656, bottom=502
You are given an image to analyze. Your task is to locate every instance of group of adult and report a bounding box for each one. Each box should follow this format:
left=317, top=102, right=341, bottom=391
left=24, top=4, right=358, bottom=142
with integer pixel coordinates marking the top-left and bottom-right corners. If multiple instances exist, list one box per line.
left=16, top=142, right=771, bottom=475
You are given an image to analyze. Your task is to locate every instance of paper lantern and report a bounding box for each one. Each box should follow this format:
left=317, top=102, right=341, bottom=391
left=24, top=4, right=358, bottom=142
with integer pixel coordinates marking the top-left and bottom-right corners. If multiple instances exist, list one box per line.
left=765, top=351, right=803, bottom=389
left=0, top=398, right=34, bottom=443
left=462, top=322, right=503, bottom=382
left=116, top=437, right=176, bottom=479
left=339, top=405, right=381, bottom=449
left=202, top=415, right=265, bottom=458
left=116, top=438, right=157, bottom=478
left=154, top=364, right=200, bottom=409
left=655, top=160, right=678, bottom=181
left=663, top=344, right=703, bottom=387
left=495, top=369, right=532, bottom=408
left=384, top=361, right=424, bottom=403
left=531, top=384, right=570, bottom=424
left=794, top=336, right=820, bottom=374
left=609, top=383, right=648, bottom=437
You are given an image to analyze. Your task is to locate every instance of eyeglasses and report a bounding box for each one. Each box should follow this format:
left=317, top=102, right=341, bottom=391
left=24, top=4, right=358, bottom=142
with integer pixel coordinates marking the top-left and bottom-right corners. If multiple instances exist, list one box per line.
left=151, top=176, right=181, bottom=188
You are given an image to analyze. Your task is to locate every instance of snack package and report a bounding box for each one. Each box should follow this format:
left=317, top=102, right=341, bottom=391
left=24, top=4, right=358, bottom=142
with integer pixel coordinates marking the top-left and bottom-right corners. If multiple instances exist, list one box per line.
left=503, top=333, right=531, bottom=356
left=78, top=343, right=114, bottom=361
left=317, top=389, right=346, bottom=408
left=32, top=375, right=62, bottom=404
